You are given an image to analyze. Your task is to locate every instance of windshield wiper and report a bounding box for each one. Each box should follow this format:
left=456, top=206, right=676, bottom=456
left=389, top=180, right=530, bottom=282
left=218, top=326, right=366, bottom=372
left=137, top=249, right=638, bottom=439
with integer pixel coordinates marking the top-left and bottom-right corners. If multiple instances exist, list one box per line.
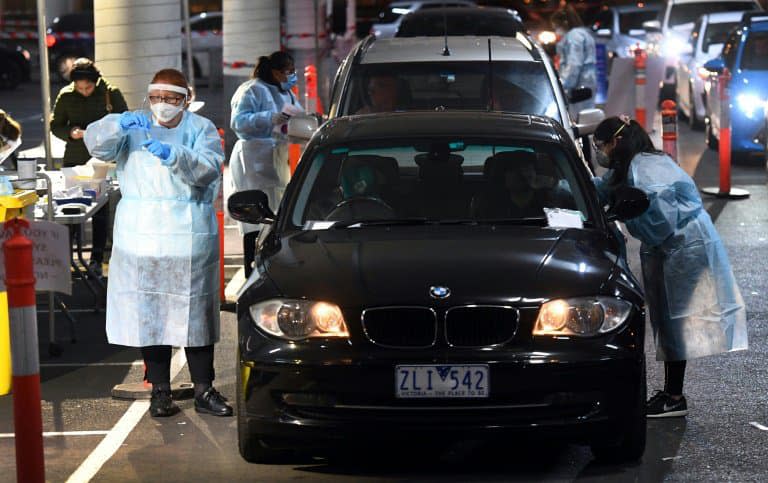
left=331, top=218, right=430, bottom=229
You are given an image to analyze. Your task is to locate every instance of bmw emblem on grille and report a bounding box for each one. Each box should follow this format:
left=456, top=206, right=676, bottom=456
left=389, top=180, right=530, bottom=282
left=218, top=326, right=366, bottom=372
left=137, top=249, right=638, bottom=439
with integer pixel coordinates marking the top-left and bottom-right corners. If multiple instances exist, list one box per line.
left=429, top=285, right=451, bottom=299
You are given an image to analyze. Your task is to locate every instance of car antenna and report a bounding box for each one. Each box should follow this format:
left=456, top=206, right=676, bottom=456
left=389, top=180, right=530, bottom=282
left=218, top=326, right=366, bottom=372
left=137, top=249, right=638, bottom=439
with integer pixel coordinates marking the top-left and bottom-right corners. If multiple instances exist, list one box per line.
left=442, top=3, right=450, bottom=56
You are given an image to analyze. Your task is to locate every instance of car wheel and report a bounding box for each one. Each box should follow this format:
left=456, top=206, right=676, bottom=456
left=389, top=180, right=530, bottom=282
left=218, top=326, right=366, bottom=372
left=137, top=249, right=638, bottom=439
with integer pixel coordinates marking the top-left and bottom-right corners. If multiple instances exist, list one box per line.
left=236, top=355, right=290, bottom=463
left=56, top=54, right=78, bottom=83
left=706, top=118, right=718, bottom=151
left=590, top=361, right=647, bottom=463
left=0, top=60, right=23, bottom=89
left=688, top=86, right=703, bottom=130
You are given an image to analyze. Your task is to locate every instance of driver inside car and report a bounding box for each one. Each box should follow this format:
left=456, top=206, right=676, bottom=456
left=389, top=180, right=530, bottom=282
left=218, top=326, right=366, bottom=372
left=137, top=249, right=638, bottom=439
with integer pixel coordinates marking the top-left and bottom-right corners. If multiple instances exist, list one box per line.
left=324, top=158, right=396, bottom=221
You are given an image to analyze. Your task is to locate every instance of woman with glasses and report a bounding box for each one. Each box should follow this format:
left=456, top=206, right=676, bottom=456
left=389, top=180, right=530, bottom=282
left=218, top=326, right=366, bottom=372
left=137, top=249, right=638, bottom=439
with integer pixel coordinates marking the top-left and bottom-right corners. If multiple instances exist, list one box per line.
left=593, top=115, right=747, bottom=419
left=84, top=68, right=232, bottom=419
left=228, top=51, right=302, bottom=277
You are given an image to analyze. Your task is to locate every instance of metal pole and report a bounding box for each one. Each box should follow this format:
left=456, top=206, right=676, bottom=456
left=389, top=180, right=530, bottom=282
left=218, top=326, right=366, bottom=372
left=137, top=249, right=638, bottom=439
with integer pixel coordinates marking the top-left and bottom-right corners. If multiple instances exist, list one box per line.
left=36, top=0, right=53, bottom=170
left=313, top=0, right=320, bottom=97
left=183, top=0, right=195, bottom=90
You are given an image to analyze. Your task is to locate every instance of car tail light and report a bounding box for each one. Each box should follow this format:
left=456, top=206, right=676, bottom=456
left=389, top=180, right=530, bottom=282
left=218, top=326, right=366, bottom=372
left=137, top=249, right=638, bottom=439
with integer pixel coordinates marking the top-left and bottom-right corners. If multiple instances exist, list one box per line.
left=45, top=34, right=57, bottom=48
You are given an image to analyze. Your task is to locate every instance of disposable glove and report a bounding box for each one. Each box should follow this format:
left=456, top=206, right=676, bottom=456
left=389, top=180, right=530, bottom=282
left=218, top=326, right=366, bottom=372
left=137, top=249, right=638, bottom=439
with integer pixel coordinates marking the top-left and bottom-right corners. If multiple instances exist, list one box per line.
left=271, top=112, right=291, bottom=126
left=141, top=139, right=173, bottom=164
left=119, top=111, right=151, bottom=131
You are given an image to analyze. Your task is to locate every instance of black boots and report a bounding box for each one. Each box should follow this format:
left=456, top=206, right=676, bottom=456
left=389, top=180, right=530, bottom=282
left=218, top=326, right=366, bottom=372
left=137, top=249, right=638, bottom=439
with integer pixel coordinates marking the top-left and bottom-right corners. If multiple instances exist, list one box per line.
left=149, top=387, right=180, bottom=417
left=194, top=387, right=233, bottom=417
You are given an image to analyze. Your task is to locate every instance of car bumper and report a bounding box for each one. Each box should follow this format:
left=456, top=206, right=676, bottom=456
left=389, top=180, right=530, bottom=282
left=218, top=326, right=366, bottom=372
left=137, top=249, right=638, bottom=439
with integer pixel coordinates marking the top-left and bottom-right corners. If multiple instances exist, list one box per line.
left=239, top=333, right=644, bottom=449
left=730, top=113, right=766, bottom=153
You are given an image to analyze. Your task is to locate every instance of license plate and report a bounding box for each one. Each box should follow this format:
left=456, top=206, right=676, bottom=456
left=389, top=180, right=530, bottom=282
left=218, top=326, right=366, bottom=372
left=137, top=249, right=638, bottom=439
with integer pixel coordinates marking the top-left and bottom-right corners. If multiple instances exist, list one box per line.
left=395, top=364, right=489, bottom=398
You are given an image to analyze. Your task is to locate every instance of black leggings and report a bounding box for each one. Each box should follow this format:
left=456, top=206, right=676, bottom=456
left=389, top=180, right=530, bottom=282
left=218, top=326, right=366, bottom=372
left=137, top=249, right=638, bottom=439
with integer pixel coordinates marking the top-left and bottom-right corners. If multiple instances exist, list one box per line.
left=141, top=345, right=215, bottom=385
left=243, top=231, right=259, bottom=278
left=664, top=360, right=687, bottom=396
left=91, top=205, right=108, bottom=263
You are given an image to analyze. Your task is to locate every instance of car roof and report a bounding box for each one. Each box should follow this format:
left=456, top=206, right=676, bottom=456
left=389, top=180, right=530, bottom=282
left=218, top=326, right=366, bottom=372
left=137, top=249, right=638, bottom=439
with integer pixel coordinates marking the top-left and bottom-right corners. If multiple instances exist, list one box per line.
left=360, top=35, right=536, bottom=63
left=668, top=0, right=752, bottom=4
left=403, top=6, right=517, bottom=17
left=315, top=112, right=566, bottom=145
left=705, top=11, right=751, bottom=23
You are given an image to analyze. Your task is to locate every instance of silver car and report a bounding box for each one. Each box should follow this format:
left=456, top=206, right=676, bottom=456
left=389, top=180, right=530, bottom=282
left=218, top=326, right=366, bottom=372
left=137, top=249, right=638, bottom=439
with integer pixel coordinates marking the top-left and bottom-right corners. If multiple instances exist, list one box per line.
left=676, top=11, right=745, bottom=128
left=590, top=3, right=662, bottom=63
left=324, top=35, right=604, bottom=148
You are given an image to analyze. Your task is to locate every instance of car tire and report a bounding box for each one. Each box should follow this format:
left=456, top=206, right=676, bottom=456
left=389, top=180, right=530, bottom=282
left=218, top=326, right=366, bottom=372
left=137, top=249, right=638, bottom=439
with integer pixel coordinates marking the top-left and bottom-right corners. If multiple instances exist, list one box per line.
left=56, top=54, right=78, bottom=83
left=0, top=59, right=23, bottom=89
left=706, top=119, right=718, bottom=151
left=236, top=355, right=290, bottom=464
left=590, top=361, right=647, bottom=463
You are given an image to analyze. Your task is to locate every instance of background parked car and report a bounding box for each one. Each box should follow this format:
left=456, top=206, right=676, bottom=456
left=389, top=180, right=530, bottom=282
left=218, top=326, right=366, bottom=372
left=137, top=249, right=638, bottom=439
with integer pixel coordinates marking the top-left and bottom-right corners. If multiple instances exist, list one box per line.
left=47, top=10, right=222, bottom=83
left=590, top=3, right=662, bottom=65
left=676, top=11, right=745, bottom=128
left=643, top=0, right=761, bottom=101
left=395, top=6, right=523, bottom=37
left=371, top=0, right=476, bottom=38
left=704, top=12, right=768, bottom=164
left=0, top=42, right=32, bottom=89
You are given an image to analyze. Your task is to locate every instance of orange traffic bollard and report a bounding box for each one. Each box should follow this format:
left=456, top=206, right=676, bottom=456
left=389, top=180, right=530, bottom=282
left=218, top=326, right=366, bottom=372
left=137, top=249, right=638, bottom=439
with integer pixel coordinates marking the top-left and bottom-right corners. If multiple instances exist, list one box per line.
left=5, top=218, right=45, bottom=483
left=633, top=45, right=647, bottom=131
left=701, top=67, right=749, bottom=199
left=661, top=99, right=678, bottom=161
left=304, top=65, right=323, bottom=115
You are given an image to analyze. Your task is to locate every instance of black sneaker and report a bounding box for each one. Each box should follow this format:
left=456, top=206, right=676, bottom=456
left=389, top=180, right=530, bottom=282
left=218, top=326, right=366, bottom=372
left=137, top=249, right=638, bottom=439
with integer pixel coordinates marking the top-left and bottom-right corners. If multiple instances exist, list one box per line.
left=87, top=260, right=103, bottom=278
left=149, top=388, right=180, bottom=418
left=195, top=387, right=233, bottom=417
left=646, top=390, right=688, bottom=418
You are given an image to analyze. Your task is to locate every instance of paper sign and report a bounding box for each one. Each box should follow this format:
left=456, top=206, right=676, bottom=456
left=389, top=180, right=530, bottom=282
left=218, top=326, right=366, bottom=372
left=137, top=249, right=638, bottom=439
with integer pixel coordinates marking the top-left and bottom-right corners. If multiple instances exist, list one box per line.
left=0, top=220, right=71, bottom=295
left=544, top=208, right=584, bottom=229
left=0, top=137, right=21, bottom=165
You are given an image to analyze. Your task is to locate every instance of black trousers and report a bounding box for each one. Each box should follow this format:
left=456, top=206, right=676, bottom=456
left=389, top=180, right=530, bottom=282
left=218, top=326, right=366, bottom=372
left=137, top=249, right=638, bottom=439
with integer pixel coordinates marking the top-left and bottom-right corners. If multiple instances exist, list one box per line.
left=141, top=345, right=215, bottom=385
left=243, top=231, right=259, bottom=278
left=91, top=204, right=108, bottom=263
left=664, top=360, right=686, bottom=396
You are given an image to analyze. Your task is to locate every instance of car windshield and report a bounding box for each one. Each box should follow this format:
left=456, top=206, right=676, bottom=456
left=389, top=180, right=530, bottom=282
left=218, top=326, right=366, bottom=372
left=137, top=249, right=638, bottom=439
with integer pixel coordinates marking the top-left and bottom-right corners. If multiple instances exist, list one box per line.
left=397, top=12, right=522, bottom=37
left=741, top=30, right=768, bottom=70
left=703, top=21, right=739, bottom=50
left=669, top=2, right=756, bottom=28
left=619, top=10, right=660, bottom=34
left=291, top=139, right=589, bottom=229
left=377, top=4, right=412, bottom=23
left=342, top=62, right=560, bottom=122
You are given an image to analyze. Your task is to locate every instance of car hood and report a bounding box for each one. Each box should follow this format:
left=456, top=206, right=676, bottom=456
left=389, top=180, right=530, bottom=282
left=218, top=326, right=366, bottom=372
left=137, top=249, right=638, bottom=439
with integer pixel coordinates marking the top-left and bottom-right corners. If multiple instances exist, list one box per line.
left=262, top=226, right=619, bottom=307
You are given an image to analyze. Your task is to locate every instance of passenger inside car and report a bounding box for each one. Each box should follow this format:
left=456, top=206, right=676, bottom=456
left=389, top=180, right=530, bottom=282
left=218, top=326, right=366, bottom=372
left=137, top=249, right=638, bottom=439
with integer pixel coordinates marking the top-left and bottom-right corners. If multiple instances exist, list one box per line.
left=471, top=151, right=575, bottom=218
left=356, top=75, right=402, bottom=114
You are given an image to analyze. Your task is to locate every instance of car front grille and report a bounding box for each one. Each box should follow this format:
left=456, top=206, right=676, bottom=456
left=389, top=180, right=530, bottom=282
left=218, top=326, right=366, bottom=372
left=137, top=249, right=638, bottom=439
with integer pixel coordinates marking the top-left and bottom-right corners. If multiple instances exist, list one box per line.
left=445, top=306, right=519, bottom=347
left=361, top=307, right=437, bottom=348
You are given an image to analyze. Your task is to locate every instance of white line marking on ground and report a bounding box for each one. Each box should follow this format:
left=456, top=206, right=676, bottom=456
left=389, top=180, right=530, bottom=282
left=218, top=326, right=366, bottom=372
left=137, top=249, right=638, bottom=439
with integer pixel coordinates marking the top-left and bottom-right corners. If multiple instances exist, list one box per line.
left=0, top=430, right=110, bottom=438
left=41, top=362, right=143, bottom=368
left=65, top=349, right=187, bottom=483
left=18, top=113, right=42, bottom=122
left=750, top=421, right=768, bottom=431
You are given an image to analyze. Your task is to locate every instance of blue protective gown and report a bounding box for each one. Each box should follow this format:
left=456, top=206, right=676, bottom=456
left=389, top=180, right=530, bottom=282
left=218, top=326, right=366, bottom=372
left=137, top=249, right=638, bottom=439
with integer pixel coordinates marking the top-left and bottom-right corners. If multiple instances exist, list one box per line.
left=229, top=79, right=298, bottom=234
left=595, top=153, right=747, bottom=361
left=84, top=110, right=224, bottom=347
left=556, top=26, right=597, bottom=115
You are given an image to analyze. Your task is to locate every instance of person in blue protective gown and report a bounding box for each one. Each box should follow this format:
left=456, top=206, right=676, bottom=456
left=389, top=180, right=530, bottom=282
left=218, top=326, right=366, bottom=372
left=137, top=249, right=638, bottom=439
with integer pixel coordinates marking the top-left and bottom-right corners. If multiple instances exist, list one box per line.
left=84, top=68, right=232, bottom=418
left=551, top=5, right=597, bottom=115
left=228, top=51, right=302, bottom=278
left=592, top=115, right=747, bottom=419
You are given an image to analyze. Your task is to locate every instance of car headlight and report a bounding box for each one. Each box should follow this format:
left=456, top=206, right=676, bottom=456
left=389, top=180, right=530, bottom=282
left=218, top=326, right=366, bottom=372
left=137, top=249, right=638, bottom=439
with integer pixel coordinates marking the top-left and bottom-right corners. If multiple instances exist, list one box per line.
left=533, top=296, right=632, bottom=337
left=661, top=36, right=687, bottom=59
left=537, top=31, right=557, bottom=45
left=249, top=299, right=349, bottom=340
left=736, top=93, right=767, bottom=120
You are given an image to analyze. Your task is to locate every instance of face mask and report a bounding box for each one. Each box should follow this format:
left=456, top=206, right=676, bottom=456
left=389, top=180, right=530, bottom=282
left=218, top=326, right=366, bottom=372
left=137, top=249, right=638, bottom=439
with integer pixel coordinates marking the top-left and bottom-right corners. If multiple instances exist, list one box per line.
left=281, top=72, right=298, bottom=91
left=151, top=102, right=184, bottom=123
left=596, top=150, right=611, bottom=168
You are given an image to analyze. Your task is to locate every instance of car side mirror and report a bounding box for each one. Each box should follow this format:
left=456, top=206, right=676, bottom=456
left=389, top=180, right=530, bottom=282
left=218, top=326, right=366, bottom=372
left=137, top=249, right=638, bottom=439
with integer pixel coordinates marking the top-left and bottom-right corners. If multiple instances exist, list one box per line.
left=606, top=186, right=649, bottom=222
left=287, top=114, right=319, bottom=143
left=228, top=190, right=276, bottom=225
left=703, top=57, right=725, bottom=74
left=596, top=28, right=611, bottom=38
left=569, top=86, right=593, bottom=104
left=642, top=20, right=661, bottom=33
left=574, top=108, right=605, bottom=136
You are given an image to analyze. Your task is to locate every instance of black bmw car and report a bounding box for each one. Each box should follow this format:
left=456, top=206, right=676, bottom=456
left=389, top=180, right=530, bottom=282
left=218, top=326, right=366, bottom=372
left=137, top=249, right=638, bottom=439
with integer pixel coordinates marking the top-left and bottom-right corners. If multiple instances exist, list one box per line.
left=229, top=112, right=649, bottom=464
